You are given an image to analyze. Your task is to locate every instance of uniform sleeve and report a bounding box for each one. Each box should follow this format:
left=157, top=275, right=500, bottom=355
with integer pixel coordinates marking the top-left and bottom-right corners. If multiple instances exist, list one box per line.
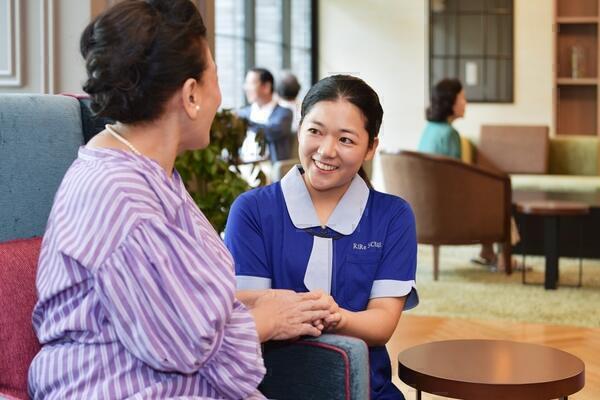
left=224, top=193, right=273, bottom=290
left=369, top=200, right=419, bottom=310
left=93, top=218, right=265, bottom=399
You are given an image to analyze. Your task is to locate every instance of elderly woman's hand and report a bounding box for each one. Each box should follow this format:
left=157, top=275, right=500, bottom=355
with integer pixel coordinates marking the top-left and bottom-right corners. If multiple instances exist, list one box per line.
left=250, top=289, right=333, bottom=342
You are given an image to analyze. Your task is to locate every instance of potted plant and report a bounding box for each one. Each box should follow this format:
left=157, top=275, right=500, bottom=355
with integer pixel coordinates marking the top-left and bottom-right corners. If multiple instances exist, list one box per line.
left=175, top=109, right=266, bottom=233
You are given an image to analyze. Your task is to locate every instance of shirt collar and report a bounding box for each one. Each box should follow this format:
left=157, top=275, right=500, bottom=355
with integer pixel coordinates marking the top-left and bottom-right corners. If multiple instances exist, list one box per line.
left=250, top=99, right=278, bottom=123
left=280, top=165, right=370, bottom=235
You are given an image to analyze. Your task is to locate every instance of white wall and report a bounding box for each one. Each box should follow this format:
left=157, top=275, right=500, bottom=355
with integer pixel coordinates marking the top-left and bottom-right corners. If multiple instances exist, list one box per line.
left=0, top=0, right=92, bottom=94
left=319, top=0, right=428, bottom=152
left=55, top=0, right=93, bottom=93
left=0, top=0, right=213, bottom=95
left=318, top=0, right=554, bottom=152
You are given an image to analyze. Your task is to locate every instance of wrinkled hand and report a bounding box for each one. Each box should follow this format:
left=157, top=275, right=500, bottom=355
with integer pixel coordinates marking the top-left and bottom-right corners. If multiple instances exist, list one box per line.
left=253, top=290, right=333, bottom=341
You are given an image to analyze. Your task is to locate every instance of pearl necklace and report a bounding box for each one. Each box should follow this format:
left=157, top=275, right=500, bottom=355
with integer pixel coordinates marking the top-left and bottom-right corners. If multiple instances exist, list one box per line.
left=105, top=124, right=142, bottom=156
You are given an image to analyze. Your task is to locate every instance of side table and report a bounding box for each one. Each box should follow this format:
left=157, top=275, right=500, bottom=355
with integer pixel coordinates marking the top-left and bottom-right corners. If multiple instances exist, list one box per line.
left=398, top=340, right=585, bottom=399
left=514, top=200, right=589, bottom=289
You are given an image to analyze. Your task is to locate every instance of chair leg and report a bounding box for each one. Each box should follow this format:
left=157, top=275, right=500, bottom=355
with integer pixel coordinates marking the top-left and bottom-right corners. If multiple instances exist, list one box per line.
left=502, top=242, right=512, bottom=275
left=433, top=245, right=440, bottom=281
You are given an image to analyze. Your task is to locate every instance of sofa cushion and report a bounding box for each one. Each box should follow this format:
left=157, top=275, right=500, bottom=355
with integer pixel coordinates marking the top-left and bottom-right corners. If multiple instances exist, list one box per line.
left=460, top=136, right=474, bottom=164
left=549, top=135, right=600, bottom=176
left=478, top=125, right=549, bottom=174
left=0, top=237, right=42, bottom=399
left=0, top=94, right=84, bottom=242
left=511, top=174, right=600, bottom=193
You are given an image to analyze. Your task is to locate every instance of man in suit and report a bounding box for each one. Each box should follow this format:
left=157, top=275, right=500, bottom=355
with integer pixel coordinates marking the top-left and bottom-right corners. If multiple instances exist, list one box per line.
left=238, top=68, right=293, bottom=162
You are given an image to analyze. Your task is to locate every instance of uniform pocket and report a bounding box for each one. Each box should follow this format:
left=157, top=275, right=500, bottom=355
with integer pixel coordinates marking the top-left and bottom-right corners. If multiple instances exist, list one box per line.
left=338, top=254, right=380, bottom=311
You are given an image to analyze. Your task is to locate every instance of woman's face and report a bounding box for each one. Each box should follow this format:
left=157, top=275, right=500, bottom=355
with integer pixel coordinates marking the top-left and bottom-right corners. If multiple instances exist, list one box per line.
left=298, top=99, right=377, bottom=194
left=453, top=89, right=466, bottom=119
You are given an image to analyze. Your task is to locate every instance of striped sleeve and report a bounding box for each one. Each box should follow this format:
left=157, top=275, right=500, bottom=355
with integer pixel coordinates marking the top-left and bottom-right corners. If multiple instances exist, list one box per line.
left=93, top=218, right=265, bottom=399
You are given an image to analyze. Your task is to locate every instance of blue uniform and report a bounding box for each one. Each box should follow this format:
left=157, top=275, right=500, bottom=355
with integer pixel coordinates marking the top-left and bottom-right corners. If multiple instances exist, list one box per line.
left=225, top=166, right=419, bottom=399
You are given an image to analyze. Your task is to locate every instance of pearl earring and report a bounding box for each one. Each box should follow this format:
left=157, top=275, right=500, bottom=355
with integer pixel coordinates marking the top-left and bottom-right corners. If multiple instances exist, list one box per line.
left=195, top=105, right=200, bottom=111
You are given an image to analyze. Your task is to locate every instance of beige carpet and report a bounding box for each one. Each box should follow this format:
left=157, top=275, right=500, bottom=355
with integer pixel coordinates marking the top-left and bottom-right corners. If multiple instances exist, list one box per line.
left=411, top=245, right=600, bottom=328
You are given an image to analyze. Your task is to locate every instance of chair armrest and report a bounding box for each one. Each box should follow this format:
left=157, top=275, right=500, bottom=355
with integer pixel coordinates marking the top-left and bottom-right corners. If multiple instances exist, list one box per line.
left=381, top=151, right=512, bottom=245
left=259, top=334, right=369, bottom=400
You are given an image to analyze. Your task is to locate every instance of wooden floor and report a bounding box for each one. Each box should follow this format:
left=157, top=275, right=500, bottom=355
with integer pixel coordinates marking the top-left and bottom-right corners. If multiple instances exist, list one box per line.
left=388, top=315, right=600, bottom=399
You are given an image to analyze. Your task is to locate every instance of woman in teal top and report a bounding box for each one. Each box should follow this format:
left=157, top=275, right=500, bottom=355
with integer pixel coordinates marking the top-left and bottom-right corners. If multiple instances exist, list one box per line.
left=418, top=78, right=465, bottom=159
left=418, top=79, right=501, bottom=266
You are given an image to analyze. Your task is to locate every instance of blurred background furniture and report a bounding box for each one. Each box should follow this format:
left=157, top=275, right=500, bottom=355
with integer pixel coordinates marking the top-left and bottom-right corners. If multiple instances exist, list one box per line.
left=515, top=199, right=589, bottom=289
left=381, top=151, right=512, bottom=280
left=475, top=125, right=600, bottom=193
left=0, top=94, right=369, bottom=400
left=472, top=124, right=600, bottom=260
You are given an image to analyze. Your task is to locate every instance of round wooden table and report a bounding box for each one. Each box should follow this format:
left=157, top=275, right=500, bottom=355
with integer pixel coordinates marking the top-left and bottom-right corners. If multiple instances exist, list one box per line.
left=514, top=200, right=589, bottom=289
left=398, top=340, right=585, bottom=399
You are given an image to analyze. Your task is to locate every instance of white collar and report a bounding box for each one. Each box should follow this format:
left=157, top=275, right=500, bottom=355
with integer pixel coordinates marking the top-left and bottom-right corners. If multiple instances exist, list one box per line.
left=280, top=165, right=370, bottom=235
left=249, top=99, right=277, bottom=123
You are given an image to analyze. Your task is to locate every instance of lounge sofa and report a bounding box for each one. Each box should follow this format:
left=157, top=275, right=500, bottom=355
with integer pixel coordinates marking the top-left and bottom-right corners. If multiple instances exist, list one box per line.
left=0, top=94, right=369, bottom=400
left=475, top=125, right=600, bottom=193
left=472, top=125, right=600, bottom=259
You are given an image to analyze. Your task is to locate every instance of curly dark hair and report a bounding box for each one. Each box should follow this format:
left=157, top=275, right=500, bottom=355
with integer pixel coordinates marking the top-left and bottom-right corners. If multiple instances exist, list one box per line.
left=80, top=0, right=207, bottom=124
left=426, top=78, right=463, bottom=122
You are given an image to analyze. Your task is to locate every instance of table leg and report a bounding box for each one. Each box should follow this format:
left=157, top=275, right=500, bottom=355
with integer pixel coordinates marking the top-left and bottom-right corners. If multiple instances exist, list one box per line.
left=416, top=389, right=421, bottom=400
left=544, top=216, right=559, bottom=290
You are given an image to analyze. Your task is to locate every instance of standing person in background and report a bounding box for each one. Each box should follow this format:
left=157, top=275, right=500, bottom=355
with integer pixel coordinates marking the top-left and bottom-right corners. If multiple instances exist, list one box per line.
left=277, top=70, right=302, bottom=133
left=238, top=68, right=294, bottom=162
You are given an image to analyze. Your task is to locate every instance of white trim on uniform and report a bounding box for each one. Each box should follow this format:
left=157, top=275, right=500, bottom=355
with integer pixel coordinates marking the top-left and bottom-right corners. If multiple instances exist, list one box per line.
left=280, top=165, right=372, bottom=292
left=280, top=165, right=370, bottom=235
left=369, top=279, right=419, bottom=310
left=236, top=275, right=272, bottom=290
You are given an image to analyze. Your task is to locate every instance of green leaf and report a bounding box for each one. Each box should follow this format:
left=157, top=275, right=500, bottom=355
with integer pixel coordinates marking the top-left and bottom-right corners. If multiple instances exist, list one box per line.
left=175, top=110, right=260, bottom=232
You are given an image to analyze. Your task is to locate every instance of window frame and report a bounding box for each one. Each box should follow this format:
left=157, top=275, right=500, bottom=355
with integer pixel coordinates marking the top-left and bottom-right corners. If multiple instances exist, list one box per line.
left=214, top=0, right=319, bottom=109
left=428, top=0, right=514, bottom=104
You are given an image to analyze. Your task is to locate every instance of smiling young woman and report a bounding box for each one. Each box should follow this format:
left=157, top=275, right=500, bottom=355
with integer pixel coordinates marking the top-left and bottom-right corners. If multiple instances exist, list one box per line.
left=225, top=75, right=420, bottom=400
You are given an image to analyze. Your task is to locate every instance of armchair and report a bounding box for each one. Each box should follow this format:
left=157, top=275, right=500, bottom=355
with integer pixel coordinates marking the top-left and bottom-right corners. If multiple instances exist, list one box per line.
left=380, top=151, right=513, bottom=280
left=0, top=94, right=369, bottom=400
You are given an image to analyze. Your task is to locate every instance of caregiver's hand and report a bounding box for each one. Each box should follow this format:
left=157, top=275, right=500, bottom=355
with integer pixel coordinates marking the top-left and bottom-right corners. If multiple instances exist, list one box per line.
left=308, top=290, right=344, bottom=332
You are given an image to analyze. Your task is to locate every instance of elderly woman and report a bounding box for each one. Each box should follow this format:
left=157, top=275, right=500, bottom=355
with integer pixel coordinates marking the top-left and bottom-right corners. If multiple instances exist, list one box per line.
left=28, top=1, right=334, bottom=399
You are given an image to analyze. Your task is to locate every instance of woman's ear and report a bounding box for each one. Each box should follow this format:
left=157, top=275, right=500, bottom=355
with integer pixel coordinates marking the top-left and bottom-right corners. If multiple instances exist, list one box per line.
left=182, top=78, right=200, bottom=119
left=364, top=137, right=379, bottom=161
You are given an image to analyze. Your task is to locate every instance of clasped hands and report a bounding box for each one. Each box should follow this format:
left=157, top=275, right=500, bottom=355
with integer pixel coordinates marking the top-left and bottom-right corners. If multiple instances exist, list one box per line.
left=254, top=289, right=344, bottom=341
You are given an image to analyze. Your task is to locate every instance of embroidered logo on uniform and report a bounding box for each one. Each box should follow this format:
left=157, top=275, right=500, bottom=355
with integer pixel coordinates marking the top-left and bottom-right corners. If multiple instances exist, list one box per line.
left=353, top=241, right=382, bottom=250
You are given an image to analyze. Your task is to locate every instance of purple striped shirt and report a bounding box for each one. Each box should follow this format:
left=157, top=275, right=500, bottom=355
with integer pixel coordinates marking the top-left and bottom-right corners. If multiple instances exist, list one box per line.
left=28, top=147, right=265, bottom=399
